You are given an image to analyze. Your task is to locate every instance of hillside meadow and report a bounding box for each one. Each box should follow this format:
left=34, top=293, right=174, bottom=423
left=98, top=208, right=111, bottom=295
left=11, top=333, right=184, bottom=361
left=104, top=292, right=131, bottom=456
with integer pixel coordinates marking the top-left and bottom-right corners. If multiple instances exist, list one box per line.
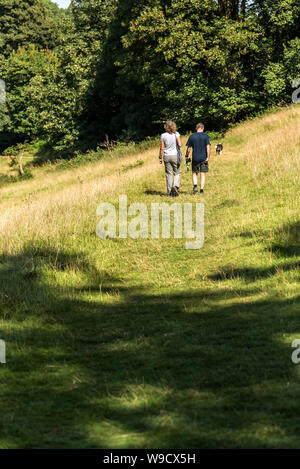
left=0, top=105, right=299, bottom=448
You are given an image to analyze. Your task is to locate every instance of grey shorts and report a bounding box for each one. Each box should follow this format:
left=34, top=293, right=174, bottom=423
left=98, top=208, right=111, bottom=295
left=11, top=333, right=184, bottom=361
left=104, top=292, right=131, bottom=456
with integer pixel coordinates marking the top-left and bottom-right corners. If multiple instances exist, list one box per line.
left=192, top=161, right=209, bottom=173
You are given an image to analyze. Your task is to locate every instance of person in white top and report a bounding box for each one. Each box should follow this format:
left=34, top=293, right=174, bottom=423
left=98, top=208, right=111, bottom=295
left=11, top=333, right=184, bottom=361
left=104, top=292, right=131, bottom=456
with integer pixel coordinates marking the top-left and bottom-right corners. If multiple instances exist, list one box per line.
left=159, top=121, right=182, bottom=196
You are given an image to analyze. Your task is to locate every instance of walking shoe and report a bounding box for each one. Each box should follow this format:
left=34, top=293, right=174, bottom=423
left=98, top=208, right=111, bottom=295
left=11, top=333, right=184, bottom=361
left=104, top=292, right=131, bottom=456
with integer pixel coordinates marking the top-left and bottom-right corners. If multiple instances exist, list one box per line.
left=200, top=189, right=204, bottom=195
left=171, top=186, right=179, bottom=197
left=192, top=185, right=198, bottom=193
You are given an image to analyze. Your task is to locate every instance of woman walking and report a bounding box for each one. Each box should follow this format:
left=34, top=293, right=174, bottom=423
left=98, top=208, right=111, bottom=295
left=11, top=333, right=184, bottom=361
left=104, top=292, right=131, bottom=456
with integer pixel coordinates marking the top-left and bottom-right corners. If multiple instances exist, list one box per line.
left=159, top=121, right=182, bottom=196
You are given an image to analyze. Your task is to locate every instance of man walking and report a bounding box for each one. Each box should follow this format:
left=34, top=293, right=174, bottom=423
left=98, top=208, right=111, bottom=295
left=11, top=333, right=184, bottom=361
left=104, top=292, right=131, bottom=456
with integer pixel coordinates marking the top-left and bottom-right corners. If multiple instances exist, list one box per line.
left=185, top=123, right=210, bottom=195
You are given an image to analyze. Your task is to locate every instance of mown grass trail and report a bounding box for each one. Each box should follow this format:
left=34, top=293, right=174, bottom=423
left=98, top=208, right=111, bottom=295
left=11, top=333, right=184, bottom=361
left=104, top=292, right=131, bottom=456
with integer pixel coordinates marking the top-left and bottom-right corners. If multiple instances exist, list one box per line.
left=0, top=106, right=300, bottom=448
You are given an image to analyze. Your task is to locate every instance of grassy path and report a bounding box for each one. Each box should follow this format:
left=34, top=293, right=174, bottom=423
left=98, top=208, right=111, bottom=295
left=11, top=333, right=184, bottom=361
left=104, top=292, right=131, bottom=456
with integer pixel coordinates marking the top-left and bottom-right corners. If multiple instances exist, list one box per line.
left=0, top=106, right=299, bottom=448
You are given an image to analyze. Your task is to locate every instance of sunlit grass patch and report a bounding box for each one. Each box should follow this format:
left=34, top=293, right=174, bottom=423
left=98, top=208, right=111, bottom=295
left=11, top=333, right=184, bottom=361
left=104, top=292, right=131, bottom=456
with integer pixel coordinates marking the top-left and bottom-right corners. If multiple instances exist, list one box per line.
left=0, top=105, right=299, bottom=448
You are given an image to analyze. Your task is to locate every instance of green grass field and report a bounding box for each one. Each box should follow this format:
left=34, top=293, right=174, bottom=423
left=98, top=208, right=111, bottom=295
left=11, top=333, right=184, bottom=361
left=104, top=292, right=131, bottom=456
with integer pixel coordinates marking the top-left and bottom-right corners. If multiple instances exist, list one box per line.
left=0, top=106, right=300, bottom=448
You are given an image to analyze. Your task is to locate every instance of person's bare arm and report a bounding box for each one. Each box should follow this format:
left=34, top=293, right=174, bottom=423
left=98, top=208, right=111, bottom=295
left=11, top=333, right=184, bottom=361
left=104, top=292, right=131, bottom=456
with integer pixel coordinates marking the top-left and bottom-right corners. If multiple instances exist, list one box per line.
left=177, top=136, right=182, bottom=148
left=205, top=144, right=210, bottom=162
left=185, top=146, right=192, bottom=159
left=159, top=141, right=165, bottom=164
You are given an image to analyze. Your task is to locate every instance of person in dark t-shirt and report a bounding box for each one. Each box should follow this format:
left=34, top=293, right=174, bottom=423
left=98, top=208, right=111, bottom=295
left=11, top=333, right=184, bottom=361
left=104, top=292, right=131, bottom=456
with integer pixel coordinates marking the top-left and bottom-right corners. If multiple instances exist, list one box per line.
left=185, top=123, right=211, bottom=195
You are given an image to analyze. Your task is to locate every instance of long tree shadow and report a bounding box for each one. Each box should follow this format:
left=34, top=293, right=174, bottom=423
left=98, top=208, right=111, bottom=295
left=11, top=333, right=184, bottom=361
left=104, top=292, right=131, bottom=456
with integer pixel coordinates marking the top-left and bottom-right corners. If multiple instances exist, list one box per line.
left=0, top=238, right=300, bottom=448
left=208, top=261, right=300, bottom=281
left=210, top=221, right=300, bottom=281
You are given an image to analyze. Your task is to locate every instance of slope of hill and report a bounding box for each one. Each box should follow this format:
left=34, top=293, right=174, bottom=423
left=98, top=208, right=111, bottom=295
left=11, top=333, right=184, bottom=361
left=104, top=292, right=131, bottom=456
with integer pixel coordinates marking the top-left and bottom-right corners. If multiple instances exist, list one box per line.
left=0, top=105, right=299, bottom=448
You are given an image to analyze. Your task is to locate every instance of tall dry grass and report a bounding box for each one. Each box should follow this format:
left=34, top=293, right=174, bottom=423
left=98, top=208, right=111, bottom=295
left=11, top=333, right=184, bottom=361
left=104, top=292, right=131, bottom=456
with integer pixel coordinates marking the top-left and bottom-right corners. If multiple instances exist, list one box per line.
left=242, top=108, right=300, bottom=183
left=0, top=105, right=299, bottom=256
left=0, top=148, right=161, bottom=253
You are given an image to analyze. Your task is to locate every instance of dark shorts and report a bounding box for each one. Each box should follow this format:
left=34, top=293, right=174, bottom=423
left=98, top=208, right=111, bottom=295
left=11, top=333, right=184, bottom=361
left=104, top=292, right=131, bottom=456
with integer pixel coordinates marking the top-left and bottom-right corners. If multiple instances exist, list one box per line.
left=192, top=160, right=209, bottom=173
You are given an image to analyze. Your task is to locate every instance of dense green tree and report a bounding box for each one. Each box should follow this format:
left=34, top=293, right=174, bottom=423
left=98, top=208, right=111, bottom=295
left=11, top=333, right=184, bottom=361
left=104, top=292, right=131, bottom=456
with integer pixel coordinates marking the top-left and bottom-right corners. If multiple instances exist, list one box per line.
left=0, top=0, right=299, bottom=155
left=0, top=1, right=112, bottom=153
left=251, top=0, right=300, bottom=49
left=0, top=0, right=61, bottom=57
left=66, top=0, right=119, bottom=145
left=89, top=0, right=269, bottom=137
left=0, top=45, right=60, bottom=147
left=284, top=38, right=300, bottom=82
left=217, top=0, right=249, bottom=19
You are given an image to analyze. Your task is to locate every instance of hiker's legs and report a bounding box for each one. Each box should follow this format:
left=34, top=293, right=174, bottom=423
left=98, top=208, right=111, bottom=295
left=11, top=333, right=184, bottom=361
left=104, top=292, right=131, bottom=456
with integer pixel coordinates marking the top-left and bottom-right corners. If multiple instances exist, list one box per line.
left=200, top=172, right=206, bottom=190
left=164, top=158, right=173, bottom=194
left=173, top=161, right=181, bottom=189
left=164, top=155, right=180, bottom=194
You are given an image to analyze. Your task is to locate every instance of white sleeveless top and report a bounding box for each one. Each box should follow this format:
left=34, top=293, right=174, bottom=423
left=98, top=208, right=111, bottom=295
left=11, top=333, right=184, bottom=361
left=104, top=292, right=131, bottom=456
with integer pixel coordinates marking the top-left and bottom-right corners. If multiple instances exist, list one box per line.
left=160, top=132, right=180, bottom=157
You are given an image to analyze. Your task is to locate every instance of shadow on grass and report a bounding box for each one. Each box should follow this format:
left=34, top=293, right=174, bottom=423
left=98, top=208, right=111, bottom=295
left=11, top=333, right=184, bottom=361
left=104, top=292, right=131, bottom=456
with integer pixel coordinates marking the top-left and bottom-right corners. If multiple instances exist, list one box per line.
left=208, top=260, right=300, bottom=281
left=215, top=199, right=240, bottom=209
left=144, top=190, right=167, bottom=197
left=211, top=221, right=300, bottom=281
left=144, top=189, right=193, bottom=197
left=0, top=234, right=299, bottom=448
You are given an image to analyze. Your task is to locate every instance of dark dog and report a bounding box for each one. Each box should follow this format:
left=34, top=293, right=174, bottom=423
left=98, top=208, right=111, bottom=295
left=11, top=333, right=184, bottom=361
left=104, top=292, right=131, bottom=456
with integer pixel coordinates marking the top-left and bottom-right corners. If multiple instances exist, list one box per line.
left=215, top=143, right=223, bottom=155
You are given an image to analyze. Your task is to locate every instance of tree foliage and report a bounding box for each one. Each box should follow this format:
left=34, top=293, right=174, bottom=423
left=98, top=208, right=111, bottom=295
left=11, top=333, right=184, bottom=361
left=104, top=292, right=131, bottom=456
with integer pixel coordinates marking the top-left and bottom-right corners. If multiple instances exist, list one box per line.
left=0, top=0, right=62, bottom=57
left=0, top=0, right=299, bottom=155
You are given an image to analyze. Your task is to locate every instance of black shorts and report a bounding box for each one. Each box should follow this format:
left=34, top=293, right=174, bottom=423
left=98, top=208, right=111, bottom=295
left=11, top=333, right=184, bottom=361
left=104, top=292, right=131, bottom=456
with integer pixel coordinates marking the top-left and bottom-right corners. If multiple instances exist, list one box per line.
left=192, top=160, right=209, bottom=173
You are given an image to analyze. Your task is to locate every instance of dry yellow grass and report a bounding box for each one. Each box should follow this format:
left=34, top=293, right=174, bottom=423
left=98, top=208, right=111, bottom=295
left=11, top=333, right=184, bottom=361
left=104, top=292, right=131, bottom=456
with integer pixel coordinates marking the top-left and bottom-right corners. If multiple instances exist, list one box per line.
left=0, top=147, right=163, bottom=252
left=0, top=105, right=299, bottom=255
left=242, top=109, right=300, bottom=182
left=1, top=105, right=300, bottom=449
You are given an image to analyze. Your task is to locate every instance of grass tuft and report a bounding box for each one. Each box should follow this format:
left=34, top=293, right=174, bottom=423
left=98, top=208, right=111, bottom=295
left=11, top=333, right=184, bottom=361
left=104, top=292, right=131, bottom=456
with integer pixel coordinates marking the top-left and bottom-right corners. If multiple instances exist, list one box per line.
left=0, top=105, right=300, bottom=448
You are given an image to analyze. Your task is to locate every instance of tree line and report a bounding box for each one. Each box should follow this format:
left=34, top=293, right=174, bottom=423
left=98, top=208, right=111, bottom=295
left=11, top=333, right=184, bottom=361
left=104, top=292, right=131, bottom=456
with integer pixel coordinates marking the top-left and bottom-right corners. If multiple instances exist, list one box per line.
left=0, top=0, right=299, bottom=156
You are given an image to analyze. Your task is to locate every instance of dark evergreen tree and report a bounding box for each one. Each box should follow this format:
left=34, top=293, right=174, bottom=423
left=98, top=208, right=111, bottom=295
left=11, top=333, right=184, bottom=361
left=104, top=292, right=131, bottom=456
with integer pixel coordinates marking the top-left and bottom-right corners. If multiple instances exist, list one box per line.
left=0, top=0, right=61, bottom=57
left=0, top=0, right=299, bottom=155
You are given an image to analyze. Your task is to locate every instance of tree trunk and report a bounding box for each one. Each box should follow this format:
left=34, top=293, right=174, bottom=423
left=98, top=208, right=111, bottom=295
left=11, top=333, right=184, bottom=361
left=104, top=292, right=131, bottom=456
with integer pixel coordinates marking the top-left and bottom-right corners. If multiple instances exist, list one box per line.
left=218, top=0, right=244, bottom=20
left=18, top=155, right=24, bottom=176
left=240, top=0, right=246, bottom=17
